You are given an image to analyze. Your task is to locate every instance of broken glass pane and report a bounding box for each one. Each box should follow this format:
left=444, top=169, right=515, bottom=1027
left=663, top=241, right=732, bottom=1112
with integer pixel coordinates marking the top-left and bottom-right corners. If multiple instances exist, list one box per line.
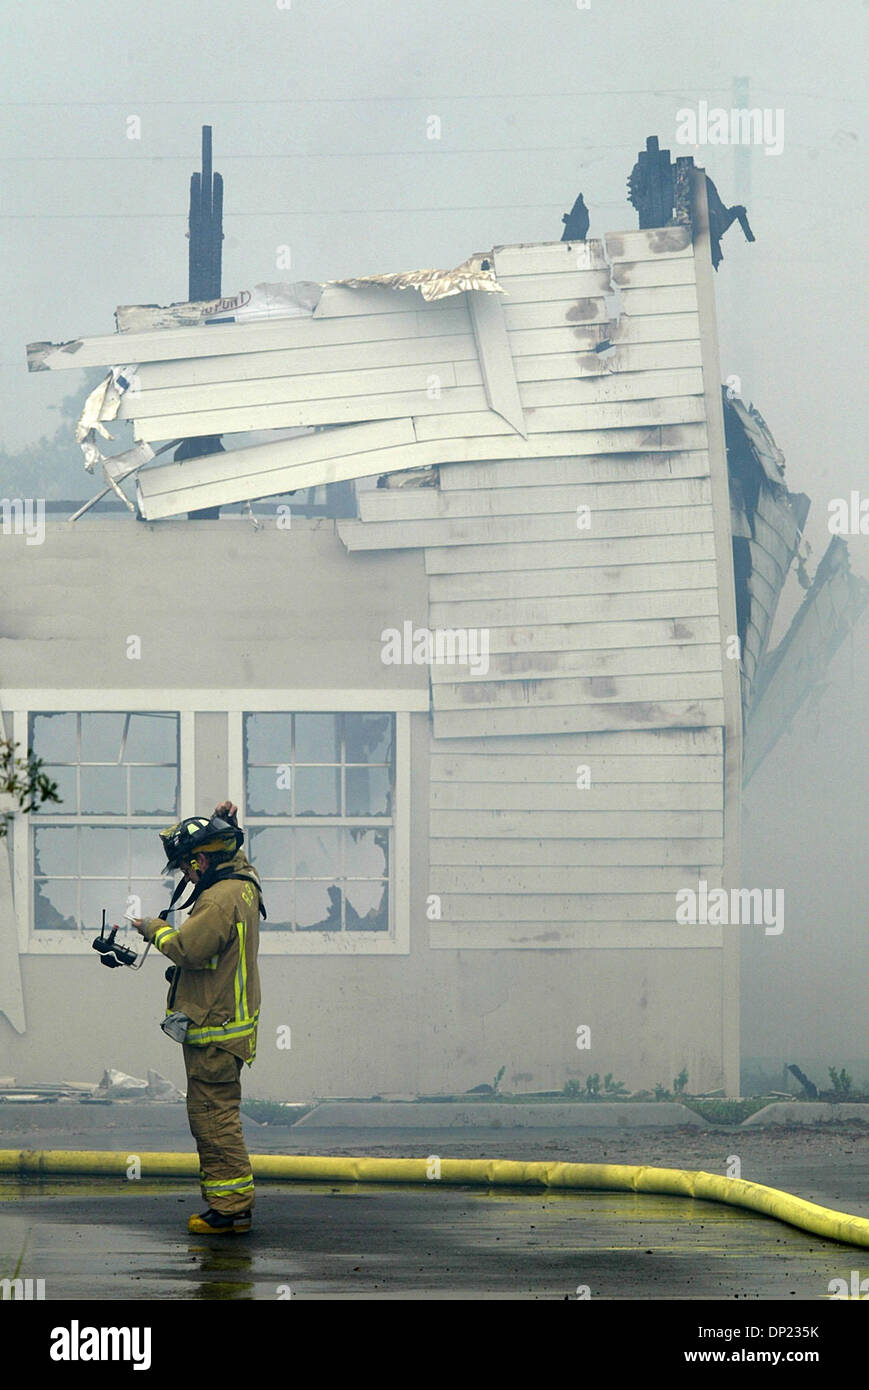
left=81, top=712, right=126, bottom=762
left=260, top=880, right=293, bottom=931
left=130, top=829, right=164, bottom=879
left=296, top=880, right=342, bottom=931
left=246, top=766, right=291, bottom=817
left=130, top=766, right=178, bottom=816
left=295, top=714, right=340, bottom=764
left=80, top=765, right=126, bottom=815
left=30, top=712, right=76, bottom=763
left=344, top=828, right=388, bottom=879
left=34, top=880, right=77, bottom=931
left=124, top=713, right=178, bottom=763
left=294, top=827, right=341, bottom=878
left=81, top=826, right=127, bottom=876
left=81, top=879, right=126, bottom=931
left=247, top=827, right=293, bottom=879
left=344, top=880, right=388, bottom=931
left=344, top=713, right=393, bottom=764
left=346, top=766, right=391, bottom=816
left=33, top=825, right=77, bottom=878
left=293, top=766, right=340, bottom=817
left=244, top=713, right=292, bottom=765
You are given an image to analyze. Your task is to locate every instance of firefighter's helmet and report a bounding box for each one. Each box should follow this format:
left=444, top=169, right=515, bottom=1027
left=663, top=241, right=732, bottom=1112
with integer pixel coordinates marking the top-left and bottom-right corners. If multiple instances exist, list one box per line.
left=159, top=816, right=243, bottom=874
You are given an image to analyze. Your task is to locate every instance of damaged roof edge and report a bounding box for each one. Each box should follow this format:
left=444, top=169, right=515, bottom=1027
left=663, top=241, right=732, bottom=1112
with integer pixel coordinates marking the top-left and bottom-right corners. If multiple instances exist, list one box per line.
left=743, top=536, right=869, bottom=782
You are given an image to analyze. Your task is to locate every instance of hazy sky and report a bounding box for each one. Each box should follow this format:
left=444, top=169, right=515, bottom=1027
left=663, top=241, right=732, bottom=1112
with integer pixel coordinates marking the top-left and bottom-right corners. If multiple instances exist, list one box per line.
left=0, top=0, right=866, bottom=1074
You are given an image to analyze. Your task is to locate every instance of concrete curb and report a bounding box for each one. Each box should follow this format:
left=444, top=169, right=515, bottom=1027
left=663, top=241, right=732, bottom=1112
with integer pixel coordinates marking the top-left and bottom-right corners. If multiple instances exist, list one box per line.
left=741, top=1102, right=869, bottom=1127
left=293, top=1101, right=712, bottom=1129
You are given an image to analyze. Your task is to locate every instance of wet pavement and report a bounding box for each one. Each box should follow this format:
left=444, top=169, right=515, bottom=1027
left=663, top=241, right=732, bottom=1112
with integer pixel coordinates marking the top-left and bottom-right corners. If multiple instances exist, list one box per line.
left=0, top=1176, right=862, bottom=1301
left=2, top=1110, right=868, bottom=1299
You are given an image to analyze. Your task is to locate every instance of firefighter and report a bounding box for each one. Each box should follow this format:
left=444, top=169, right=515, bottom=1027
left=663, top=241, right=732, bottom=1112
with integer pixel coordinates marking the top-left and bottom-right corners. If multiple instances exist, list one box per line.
left=132, top=800, right=264, bottom=1234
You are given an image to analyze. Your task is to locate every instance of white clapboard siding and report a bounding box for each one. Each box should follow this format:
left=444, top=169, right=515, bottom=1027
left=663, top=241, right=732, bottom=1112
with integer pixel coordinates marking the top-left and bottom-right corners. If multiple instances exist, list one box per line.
left=360, top=477, right=711, bottom=522
left=429, top=837, right=723, bottom=867
left=138, top=419, right=420, bottom=518
left=492, top=241, right=610, bottom=275
left=432, top=700, right=726, bottom=739
left=429, top=808, right=723, bottom=839
left=132, top=332, right=481, bottom=392
left=427, top=923, right=724, bottom=948
left=517, top=368, right=705, bottom=409
left=417, top=424, right=709, bottom=466
left=423, top=532, right=716, bottom=574
left=610, top=259, right=697, bottom=288
left=432, top=672, right=725, bottom=712
left=424, top=728, right=723, bottom=758
left=212, top=374, right=690, bottom=460
left=425, top=618, right=721, bottom=658
left=430, top=866, right=720, bottom=894
left=427, top=588, right=718, bottom=628
left=438, top=450, right=710, bottom=491
left=121, top=359, right=472, bottom=420
left=496, top=269, right=614, bottom=301
left=436, top=895, right=696, bottom=923
left=504, top=339, right=704, bottom=382
left=430, top=752, right=722, bottom=782
left=508, top=313, right=701, bottom=354
left=427, top=642, right=722, bottom=686
left=618, top=286, right=698, bottom=317
left=603, top=227, right=694, bottom=261
left=413, top=396, right=707, bottom=442
left=342, top=505, right=714, bottom=553
left=29, top=304, right=473, bottom=371
left=502, top=298, right=609, bottom=331
left=132, top=383, right=490, bottom=442
left=430, top=782, right=721, bottom=812
left=426, top=561, right=718, bottom=604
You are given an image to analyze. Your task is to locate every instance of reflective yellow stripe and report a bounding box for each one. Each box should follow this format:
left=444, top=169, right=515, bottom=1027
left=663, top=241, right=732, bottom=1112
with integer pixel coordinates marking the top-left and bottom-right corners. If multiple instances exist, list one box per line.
left=186, top=1011, right=259, bottom=1046
left=154, top=925, right=177, bottom=951
left=235, top=920, right=248, bottom=1021
left=203, top=1174, right=254, bottom=1193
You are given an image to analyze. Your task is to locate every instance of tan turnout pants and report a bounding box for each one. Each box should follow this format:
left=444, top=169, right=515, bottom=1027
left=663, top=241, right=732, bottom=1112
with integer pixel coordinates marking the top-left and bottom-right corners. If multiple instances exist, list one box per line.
left=183, top=1042, right=255, bottom=1215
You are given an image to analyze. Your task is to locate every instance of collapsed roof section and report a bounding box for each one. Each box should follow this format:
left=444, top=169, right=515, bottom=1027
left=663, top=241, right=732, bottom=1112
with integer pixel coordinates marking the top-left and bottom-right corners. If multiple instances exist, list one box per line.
left=26, top=232, right=697, bottom=519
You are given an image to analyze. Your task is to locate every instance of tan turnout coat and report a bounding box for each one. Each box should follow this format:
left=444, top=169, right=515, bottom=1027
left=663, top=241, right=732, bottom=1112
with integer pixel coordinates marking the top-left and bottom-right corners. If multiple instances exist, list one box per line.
left=143, top=849, right=262, bottom=1064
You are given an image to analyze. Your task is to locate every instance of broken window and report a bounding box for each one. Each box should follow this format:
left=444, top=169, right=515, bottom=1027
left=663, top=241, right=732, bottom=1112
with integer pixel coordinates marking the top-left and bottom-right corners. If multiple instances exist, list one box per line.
left=29, top=712, right=179, bottom=931
left=243, top=712, right=393, bottom=932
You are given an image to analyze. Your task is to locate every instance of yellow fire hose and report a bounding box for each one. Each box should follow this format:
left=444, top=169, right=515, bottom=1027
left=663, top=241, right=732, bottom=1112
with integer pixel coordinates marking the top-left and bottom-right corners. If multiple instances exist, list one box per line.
left=2, top=1149, right=869, bottom=1247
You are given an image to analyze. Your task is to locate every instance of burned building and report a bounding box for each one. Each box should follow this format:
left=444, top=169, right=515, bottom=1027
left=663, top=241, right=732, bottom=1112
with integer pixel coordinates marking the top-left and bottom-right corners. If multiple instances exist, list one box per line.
left=1, top=141, right=864, bottom=1098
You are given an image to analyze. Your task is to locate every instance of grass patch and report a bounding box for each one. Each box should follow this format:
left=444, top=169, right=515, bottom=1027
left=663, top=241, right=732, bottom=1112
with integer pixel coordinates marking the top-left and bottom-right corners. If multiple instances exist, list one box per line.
left=679, top=1098, right=773, bottom=1126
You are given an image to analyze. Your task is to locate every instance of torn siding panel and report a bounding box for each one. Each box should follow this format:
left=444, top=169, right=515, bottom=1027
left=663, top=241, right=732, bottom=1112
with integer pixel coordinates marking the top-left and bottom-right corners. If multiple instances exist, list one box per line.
left=467, top=291, right=526, bottom=437
left=136, top=418, right=419, bottom=519
left=723, top=395, right=810, bottom=715
left=743, top=537, right=869, bottom=781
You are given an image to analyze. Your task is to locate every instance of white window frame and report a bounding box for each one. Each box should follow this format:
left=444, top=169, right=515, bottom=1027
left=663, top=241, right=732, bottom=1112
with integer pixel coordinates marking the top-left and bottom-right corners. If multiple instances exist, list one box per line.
left=227, top=708, right=410, bottom=956
left=13, top=703, right=193, bottom=956
left=6, top=689, right=418, bottom=956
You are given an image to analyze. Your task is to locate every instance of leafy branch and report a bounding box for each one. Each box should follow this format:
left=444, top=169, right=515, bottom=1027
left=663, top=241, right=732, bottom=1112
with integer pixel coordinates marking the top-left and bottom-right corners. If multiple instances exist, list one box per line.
left=0, top=739, right=61, bottom=833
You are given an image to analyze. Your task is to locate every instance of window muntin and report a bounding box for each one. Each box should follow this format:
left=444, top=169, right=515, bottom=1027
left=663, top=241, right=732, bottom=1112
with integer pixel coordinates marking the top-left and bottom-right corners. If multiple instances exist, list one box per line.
left=29, top=712, right=179, bottom=931
left=244, top=712, right=393, bottom=933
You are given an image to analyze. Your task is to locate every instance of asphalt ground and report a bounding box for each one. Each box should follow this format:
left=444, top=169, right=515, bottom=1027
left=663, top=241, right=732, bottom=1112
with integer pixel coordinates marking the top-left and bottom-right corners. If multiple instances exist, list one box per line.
left=2, top=1112, right=869, bottom=1301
